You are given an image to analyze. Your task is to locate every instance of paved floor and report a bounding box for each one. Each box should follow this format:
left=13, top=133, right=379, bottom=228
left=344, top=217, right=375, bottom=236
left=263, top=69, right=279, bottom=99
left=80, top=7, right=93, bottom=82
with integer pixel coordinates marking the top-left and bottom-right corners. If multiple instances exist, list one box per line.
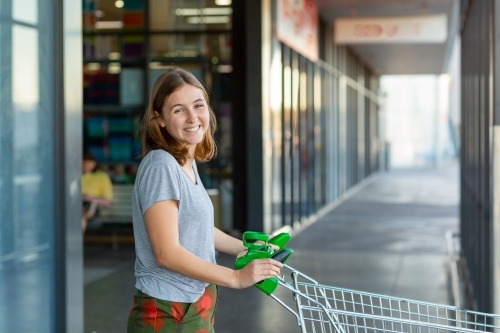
left=84, top=165, right=459, bottom=333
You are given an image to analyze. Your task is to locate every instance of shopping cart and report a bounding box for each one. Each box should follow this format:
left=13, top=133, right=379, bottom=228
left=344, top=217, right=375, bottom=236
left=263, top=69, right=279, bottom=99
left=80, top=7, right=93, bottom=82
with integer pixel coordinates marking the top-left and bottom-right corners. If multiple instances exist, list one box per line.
left=236, top=232, right=500, bottom=333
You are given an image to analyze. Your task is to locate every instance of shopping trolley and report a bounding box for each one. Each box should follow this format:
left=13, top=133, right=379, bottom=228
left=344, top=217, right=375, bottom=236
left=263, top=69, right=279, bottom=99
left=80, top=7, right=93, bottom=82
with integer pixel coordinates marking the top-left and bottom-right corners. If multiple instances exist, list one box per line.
left=236, top=232, right=500, bottom=333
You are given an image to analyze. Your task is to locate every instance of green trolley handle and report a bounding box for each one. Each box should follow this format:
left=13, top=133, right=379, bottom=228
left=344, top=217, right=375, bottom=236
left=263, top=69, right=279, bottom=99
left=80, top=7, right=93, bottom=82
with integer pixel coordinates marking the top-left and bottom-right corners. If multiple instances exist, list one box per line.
left=234, top=232, right=293, bottom=295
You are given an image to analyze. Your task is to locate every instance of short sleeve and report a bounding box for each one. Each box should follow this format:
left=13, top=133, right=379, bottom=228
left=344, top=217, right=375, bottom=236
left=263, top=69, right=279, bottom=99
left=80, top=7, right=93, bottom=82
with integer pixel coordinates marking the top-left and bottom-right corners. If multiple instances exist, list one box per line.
left=101, top=173, right=114, bottom=200
left=138, top=162, right=181, bottom=214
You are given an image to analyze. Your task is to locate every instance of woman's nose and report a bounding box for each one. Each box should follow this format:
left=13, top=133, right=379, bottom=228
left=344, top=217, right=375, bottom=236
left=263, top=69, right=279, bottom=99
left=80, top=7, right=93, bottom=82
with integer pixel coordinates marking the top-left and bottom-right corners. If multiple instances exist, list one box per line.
left=186, top=108, right=197, bottom=121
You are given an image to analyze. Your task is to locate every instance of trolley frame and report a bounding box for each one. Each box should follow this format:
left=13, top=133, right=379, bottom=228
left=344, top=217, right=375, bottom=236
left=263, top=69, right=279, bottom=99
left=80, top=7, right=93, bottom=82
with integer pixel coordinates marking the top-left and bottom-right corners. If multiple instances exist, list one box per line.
left=269, top=264, right=500, bottom=333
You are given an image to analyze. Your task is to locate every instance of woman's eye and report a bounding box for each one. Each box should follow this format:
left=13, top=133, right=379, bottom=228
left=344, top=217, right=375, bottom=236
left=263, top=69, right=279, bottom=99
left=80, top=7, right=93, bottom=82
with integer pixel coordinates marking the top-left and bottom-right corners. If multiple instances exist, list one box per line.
left=195, top=104, right=203, bottom=109
left=174, top=108, right=183, bottom=113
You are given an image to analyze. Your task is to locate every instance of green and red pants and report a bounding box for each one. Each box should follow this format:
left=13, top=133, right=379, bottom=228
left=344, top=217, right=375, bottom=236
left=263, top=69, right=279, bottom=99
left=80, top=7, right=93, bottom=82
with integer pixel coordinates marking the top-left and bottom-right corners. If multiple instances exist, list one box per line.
left=127, top=284, right=218, bottom=333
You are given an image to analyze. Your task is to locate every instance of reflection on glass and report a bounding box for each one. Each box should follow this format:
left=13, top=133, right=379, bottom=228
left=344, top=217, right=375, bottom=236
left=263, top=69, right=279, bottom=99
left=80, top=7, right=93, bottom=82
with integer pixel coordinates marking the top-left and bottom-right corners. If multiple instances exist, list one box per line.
left=1, top=2, right=56, bottom=331
left=12, top=23, right=41, bottom=258
left=12, top=26, right=39, bottom=111
left=13, top=0, right=38, bottom=24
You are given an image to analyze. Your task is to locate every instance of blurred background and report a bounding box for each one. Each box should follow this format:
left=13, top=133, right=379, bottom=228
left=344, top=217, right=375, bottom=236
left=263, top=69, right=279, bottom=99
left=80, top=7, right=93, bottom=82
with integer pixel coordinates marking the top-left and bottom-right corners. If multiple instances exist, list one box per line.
left=0, top=0, right=499, bottom=332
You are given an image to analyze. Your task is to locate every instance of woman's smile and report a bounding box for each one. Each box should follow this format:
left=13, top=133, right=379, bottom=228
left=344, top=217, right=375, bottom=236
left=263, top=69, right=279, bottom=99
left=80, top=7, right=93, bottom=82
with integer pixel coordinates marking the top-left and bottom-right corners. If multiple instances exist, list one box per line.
left=184, top=125, right=201, bottom=133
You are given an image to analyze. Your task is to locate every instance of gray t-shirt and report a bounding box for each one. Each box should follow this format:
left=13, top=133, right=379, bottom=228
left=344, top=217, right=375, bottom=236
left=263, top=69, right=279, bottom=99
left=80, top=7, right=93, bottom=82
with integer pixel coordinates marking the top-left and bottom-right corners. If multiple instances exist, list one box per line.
left=132, top=149, right=216, bottom=302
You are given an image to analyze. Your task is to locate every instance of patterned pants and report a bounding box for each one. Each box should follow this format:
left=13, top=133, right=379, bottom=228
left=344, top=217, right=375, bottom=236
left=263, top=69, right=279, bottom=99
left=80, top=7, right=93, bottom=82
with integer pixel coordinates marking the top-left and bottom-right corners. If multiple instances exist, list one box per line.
left=127, top=284, right=218, bottom=333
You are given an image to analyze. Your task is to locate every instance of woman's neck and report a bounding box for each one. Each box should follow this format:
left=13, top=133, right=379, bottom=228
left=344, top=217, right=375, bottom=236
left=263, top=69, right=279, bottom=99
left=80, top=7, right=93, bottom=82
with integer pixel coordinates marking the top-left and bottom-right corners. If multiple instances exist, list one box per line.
left=184, top=148, right=195, bottom=167
left=184, top=157, right=194, bottom=168
left=187, top=145, right=196, bottom=161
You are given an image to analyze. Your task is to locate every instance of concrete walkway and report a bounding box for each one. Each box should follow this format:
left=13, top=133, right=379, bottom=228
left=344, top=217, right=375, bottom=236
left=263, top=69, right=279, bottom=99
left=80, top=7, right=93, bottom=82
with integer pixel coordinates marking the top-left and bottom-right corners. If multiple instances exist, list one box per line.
left=215, top=165, right=458, bottom=332
left=84, top=165, right=459, bottom=333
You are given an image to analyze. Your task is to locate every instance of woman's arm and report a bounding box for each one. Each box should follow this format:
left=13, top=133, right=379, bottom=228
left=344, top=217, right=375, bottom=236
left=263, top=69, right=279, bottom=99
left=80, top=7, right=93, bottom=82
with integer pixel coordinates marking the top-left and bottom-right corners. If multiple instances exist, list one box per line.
left=214, top=227, right=246, bottom=256
left=83, top=194, right=112, bottom=207
left=144, top=200, right=282, bottom=289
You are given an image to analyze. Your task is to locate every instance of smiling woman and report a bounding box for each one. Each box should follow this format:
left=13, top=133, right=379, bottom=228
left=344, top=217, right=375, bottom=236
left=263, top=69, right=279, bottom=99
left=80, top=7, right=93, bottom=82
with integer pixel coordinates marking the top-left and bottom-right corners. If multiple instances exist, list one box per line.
left=127, top=67, right=283, bottom=332
left=140, top=68, right=217, bottom=166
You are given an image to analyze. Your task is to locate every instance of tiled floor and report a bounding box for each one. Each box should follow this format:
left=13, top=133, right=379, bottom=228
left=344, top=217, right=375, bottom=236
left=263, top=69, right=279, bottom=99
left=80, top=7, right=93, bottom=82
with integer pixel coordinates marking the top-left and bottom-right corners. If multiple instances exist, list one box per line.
left=84, top=165, right=458, bottom=333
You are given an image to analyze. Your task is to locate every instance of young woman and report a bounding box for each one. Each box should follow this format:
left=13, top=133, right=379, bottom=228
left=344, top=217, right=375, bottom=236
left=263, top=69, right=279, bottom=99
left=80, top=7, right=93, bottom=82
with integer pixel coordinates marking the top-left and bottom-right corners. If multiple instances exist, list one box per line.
left=127, top=68, right=282, bottom=333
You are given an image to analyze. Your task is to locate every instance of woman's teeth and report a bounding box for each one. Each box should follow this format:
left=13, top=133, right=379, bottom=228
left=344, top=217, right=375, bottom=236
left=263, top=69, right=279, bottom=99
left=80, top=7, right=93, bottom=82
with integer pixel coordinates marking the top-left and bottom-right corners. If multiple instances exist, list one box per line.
left=185, top=126, right=199, bottom=132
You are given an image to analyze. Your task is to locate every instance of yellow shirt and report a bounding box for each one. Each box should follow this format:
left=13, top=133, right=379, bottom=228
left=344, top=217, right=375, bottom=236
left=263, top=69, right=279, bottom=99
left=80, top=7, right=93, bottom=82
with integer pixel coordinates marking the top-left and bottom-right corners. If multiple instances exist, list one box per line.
left=82, top=170, right=114, bottom=200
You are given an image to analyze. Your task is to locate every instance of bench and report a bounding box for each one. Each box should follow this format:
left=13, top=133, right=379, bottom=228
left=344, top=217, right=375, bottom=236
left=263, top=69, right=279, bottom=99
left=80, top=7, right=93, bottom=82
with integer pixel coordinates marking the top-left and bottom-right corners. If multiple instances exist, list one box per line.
left=97, top=185, right=220, bottom=226
left=85, top=185, right=222, bottom=249
left=99, top=184, right=134, bottom=224
left=85, top=184, right=134, bottom=249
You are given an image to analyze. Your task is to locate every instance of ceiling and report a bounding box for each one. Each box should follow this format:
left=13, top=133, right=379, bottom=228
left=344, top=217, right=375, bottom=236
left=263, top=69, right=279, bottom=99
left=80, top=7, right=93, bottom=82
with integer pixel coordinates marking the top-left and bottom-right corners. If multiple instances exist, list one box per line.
left=313, top=0, right=460, bottom=75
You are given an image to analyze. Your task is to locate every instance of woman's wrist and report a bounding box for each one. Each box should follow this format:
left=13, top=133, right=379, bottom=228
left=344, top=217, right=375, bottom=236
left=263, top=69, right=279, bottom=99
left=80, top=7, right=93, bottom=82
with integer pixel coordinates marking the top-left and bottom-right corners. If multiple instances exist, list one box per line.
left=229, top=269, right=242, bottom=289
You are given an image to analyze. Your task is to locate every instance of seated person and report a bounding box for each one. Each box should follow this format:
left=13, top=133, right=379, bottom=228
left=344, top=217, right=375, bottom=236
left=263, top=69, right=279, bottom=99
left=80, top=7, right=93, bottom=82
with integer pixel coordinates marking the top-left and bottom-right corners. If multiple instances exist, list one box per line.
left=111, top=164, right=128, bottom=184
left=125, top=164, right=138, bottom=184
left=82, top=151, right=114, bottom=232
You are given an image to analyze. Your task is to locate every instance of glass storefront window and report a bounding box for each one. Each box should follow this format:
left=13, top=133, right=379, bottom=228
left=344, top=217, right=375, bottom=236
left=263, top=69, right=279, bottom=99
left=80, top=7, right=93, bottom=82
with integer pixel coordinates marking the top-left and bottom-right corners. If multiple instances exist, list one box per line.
left=81, top=0, right=233, bottom=233
left=0, top=1, right=56, bottom=331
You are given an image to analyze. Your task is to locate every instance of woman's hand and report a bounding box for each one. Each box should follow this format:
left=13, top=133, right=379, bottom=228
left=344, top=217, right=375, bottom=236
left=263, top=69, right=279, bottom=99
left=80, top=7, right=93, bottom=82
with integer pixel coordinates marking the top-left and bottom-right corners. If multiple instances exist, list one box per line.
left=236, top=243, right=280, bottom=259
left=82, top=194, right=95, bottom=202
left=232, top=258, right=283, bottom=289
left=83, top=195, right=112, bottom=207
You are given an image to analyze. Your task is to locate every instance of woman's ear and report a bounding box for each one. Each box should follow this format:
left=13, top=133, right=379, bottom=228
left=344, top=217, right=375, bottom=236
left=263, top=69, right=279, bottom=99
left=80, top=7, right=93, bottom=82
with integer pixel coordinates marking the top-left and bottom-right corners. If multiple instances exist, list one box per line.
left=154, top=111, right=165, bottom=128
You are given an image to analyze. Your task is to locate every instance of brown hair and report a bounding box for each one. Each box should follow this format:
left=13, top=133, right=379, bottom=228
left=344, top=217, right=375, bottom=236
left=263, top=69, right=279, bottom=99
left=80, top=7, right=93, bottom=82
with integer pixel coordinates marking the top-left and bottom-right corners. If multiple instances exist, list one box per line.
left=83, top=150, right=96, bottom=162
left=140, top=67, right=217, bottom=165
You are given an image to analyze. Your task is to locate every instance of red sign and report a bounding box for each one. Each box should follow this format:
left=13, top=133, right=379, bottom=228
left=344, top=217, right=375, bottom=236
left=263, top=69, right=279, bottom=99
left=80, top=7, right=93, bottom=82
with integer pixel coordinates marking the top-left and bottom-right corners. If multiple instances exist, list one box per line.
left=277, top=0, right=318, bottom=61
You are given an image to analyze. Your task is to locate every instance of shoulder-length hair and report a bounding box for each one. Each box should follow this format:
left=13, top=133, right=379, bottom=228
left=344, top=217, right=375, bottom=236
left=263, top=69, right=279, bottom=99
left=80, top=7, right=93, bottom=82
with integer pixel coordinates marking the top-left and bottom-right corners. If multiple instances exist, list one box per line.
left=140, top=67, right=217, bottom=165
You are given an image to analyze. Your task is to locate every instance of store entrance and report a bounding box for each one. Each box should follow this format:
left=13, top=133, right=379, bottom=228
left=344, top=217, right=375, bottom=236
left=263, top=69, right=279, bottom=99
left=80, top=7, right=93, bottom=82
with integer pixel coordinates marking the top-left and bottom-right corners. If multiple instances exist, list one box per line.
left=81, top=0, right=234, bottom=330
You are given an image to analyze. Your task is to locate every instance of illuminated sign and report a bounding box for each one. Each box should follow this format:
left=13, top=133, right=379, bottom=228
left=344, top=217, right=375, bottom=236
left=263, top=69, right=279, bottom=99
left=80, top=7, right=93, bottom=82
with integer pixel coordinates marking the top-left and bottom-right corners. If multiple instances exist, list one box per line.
left=334, top=14, right=447, bottom=44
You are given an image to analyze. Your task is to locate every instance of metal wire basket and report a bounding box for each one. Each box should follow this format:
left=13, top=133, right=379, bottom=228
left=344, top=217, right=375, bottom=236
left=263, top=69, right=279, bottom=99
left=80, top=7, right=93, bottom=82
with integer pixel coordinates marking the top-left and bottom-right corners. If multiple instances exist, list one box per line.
left=270, top=264, right=500, bottom=333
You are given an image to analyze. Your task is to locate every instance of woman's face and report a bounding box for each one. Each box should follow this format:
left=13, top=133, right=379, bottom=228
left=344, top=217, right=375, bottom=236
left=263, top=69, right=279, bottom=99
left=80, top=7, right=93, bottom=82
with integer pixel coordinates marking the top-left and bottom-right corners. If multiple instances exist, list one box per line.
left=82, top=159, right=97, bottom=173
left=155, top=84, right=210, bottom=150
